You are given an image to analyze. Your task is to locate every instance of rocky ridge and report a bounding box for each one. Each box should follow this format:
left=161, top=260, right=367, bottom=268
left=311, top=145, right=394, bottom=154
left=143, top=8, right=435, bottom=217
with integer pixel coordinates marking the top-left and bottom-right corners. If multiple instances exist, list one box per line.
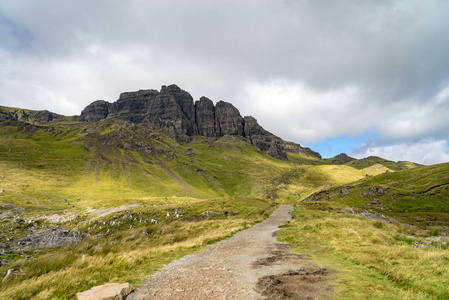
left=79, top=84, right=321, bottom=159
left=0, top=84, right=320, bottom=160
left=0, top=107, right=75, bottom=125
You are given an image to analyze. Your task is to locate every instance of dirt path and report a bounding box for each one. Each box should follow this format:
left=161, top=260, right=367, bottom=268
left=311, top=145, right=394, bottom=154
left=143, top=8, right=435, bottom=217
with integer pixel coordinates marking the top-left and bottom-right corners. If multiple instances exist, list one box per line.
left=128, top=205, right=333, bottom=300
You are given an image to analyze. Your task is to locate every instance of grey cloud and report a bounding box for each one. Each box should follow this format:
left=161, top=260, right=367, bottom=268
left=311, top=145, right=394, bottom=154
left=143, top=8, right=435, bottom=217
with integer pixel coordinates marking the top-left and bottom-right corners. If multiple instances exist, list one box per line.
left=1, top=0, right=449, bottom=163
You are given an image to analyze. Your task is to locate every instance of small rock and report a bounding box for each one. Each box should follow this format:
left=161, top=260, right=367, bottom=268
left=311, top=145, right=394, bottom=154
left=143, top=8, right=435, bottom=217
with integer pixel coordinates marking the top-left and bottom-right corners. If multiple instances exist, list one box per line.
left=76, top=283, right=134, bottom=300
left=15, top=217, right=25, bottom=223
left=2, top=269, right=15, bottom=282
left=1, top=203, right=14, bottom=209
left=185, top=149, right=196, bottom=157
left=344, top=207, right=356, bottom=214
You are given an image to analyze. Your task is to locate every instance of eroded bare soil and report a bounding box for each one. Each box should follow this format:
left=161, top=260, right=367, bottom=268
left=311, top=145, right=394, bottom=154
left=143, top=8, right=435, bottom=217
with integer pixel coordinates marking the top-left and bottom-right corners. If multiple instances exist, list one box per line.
left=128, top=205, right=333, bottom=300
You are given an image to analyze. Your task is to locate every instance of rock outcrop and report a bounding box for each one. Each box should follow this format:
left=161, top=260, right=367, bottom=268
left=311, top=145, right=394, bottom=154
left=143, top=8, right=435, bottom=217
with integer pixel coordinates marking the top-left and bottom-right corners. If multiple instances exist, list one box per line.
left=17, top=226, right=84, bottom=249
left=267, top=140, right=288, bottom=160
left=0, top=84, right=321, bottom=160
left=79, top=100, right=110, bottom=123
left=332, top=153, right=356, bottom=164
left=195, top=97, right=216, bottom=137
left=214, top=100, right=244, bottom=136
left=0, top=107, right=74, bottom=125
left=79, top=84, right=322, bottom=159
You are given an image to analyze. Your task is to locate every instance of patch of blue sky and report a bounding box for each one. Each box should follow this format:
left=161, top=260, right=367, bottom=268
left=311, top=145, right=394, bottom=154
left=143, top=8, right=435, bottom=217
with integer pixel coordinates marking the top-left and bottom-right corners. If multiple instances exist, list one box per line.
left=306, top=132, right=379, bottom=159
left=0, top=14, right=34, bottom=51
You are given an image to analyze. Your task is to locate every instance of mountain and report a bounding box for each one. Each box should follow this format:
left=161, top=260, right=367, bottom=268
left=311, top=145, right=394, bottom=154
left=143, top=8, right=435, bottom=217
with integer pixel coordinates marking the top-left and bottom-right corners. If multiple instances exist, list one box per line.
left=0, top=84, right=446, bottom=299
left=78, top=84, right=320, bottom=160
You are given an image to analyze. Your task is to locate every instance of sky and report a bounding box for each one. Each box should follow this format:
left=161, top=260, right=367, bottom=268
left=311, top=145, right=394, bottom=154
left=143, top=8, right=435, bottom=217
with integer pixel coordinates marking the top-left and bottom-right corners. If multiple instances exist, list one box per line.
left=1, top=1, right=449, bottom=165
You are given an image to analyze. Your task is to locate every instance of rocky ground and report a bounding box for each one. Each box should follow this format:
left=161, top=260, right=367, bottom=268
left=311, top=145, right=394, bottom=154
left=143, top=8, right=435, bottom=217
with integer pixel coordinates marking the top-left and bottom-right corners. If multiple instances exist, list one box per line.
left=128, top=205, right=333, bottom=300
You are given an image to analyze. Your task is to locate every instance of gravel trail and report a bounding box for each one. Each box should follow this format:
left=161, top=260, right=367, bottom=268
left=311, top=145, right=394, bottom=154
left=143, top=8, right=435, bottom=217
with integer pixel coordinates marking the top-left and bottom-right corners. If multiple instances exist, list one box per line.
left=128, top=205, right=333, bottom=300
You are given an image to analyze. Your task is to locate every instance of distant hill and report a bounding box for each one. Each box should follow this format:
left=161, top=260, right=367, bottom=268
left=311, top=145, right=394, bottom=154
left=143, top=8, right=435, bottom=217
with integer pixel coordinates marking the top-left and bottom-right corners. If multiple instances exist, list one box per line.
left=345, top=155, right=421, bottom=171
left=304, top=162, right=449, bottom=226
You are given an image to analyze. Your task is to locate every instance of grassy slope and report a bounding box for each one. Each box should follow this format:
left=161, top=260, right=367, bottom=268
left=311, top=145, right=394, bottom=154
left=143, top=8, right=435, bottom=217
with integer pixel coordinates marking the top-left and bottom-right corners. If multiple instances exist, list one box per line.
left=274, top=163, right=393, bottom=204
left=288, top=152, right=418, bottom=172
left=0, top=119, right=292, bottom=206
left=304, top=162, right=449, bottom=226
left=0, top=119, right=286, bottom=298
left=276, top=162, right=449, bottom=299
left=0, top=115, right=440, bottom=299
left=278, top=203, right=449, bottom=299
left=346, top=156, right=421, bottom=171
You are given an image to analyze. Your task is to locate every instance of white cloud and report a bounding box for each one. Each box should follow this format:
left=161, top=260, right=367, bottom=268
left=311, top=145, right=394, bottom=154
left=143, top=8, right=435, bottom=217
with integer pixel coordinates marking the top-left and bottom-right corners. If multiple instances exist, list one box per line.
left=352, top=139, right=449, bottom=165
left=1, top=0, right=449, bottom=164
left=236, top=79, right=371, bottom=143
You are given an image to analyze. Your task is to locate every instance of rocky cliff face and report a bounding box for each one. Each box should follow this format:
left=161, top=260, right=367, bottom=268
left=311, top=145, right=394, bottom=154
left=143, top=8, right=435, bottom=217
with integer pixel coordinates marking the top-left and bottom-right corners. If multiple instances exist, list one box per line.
left=195, top=97, right=216, bottom=137
left=79, top=84, right=322, bottom=159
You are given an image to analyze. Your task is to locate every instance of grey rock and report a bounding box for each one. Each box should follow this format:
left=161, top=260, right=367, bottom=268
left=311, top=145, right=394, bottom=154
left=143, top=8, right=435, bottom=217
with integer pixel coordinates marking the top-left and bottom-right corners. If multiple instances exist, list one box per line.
left=195, top=97, right=216, bottom=137
left=15, top=217, right=25, bottom=223
left=76, top=282, right=134, bottom=300
left=109, top=89, right=159, bottom=123
left=344, top=207, right=356, bottom=214
left=17, top=226, right=84, bottom=249
left=2, top=269, right=16, bottom=283
left=143, top=85, right=196, bottom=141
left=0, top=208, right=25, bottom=219
left=185, top=149, right=196, bottom=157
left=267, top=140, right=287, bottom=160
left=80, top=100, right=110, bottom=122
left=0, top=106, right=68, bottom=125
left=358, top=213, right=387, bottom=222
left=77, top=84, right=322, bottom=160
left=215, top=101, right=244, bottom=136
left=1, top=203, right=13, bottom=209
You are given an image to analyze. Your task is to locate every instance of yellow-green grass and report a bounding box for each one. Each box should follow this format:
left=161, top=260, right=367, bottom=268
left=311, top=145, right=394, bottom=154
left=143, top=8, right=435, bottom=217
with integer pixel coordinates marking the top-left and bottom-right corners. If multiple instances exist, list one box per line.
left=0, top=197, right=273, bottom=299
left=0, top=119, right=294, bottom=208
left=274, top=165, right=378, bottom=204
left=277, top=203, right=449, bottom=299
left=306, top=162, right=449, bottom=222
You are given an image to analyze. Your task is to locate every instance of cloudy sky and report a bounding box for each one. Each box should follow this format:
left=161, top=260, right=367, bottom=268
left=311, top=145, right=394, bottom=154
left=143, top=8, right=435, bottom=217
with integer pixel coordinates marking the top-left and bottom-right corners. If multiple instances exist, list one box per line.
left=1, top=1, right=449, bottom=165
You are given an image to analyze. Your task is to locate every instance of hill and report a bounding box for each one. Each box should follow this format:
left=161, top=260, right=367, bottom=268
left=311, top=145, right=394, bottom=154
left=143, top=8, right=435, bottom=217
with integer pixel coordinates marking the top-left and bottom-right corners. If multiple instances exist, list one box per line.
left=304, top=162, right=449, bottom=227
left=0, top=84, right=435, bottom=299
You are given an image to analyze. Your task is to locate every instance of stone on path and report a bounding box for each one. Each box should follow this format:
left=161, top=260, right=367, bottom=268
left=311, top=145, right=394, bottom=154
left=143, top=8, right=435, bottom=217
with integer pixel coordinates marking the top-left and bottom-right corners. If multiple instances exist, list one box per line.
left=76, top=283, right=134, bottom=300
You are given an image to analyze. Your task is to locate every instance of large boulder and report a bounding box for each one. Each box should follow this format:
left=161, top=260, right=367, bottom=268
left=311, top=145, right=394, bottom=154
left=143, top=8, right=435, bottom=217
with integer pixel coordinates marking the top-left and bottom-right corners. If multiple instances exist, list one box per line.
left=76, top=283, right=134, bottom=300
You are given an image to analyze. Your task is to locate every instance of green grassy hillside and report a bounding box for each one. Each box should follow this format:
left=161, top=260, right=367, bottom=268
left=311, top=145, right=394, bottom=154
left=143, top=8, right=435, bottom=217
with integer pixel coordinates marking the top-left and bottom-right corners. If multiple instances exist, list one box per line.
left=0, top=118, right=293, bottom=298
left=0, top=118, right=294, bottom=207
left=0, top=110, right=441, bottom=299
left=345, top=156, right=421, bottom=171
left=275, top=163, right=449, bottom=299
left=304, top=162, right=449, bottom=225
